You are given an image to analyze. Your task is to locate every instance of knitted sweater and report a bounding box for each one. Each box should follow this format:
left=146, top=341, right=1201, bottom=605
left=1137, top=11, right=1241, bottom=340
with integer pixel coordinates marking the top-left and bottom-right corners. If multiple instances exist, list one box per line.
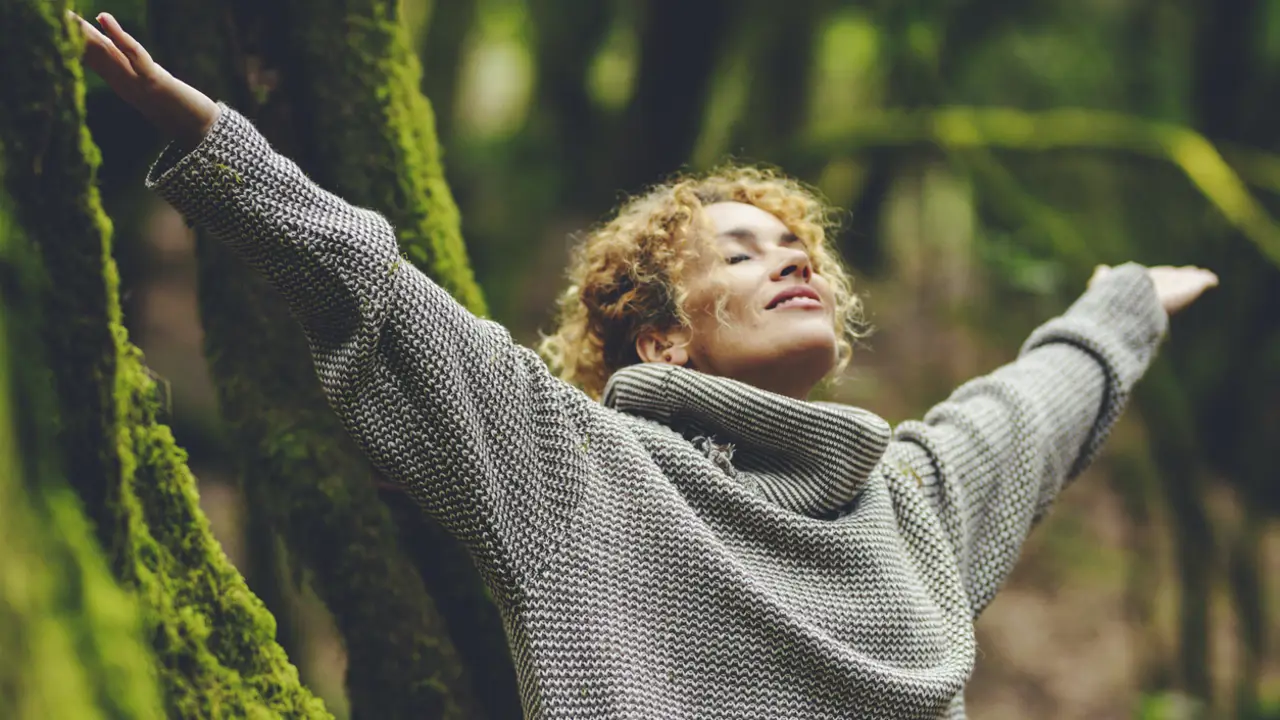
left=146, top=105, right=1169, bottom=720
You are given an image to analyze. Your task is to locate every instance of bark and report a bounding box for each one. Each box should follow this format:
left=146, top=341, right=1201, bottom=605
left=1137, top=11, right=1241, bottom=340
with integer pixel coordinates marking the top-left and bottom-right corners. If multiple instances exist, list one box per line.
left=0, top=1, right=327, bottom=717
left=149, top=0, right=515, bottom=716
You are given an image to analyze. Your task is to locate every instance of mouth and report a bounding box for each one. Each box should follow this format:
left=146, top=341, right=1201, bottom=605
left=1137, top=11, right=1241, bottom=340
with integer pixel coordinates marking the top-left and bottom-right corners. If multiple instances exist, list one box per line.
left=766, top=285, right=823, bottom=311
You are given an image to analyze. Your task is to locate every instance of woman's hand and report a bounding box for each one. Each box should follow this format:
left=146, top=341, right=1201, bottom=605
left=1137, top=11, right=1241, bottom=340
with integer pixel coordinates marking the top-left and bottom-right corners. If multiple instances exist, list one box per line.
left=71, top=11, right=219, bottom=149
left=1089, top=264, right=1219, bottom=315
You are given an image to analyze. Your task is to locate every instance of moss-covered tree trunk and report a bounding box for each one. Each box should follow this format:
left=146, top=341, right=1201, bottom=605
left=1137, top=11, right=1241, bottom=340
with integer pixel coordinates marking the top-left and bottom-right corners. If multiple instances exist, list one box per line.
left=148, top=0, right=519, bottom=717
left=0, top=191, right=163, bottom=720
left=0, top=1, right=328, bottom=717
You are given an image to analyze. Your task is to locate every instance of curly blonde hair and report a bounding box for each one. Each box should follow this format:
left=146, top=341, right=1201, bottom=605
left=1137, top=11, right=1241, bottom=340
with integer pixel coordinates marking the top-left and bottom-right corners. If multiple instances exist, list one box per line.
left=538, top=165, right=865, bottom=399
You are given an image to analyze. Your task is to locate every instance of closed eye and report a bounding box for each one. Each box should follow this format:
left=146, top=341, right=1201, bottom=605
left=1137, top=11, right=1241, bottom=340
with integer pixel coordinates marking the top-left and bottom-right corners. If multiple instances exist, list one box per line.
left=726, top=253, right=751, bottom=265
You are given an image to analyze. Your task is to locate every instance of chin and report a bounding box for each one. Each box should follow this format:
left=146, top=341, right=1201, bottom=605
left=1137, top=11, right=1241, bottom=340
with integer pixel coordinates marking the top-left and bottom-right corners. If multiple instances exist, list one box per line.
left=775, top=332, right=839, bottom=378
left=786, top=328, right=838, bottom=355
left=701, top=323, right=840, bottom=393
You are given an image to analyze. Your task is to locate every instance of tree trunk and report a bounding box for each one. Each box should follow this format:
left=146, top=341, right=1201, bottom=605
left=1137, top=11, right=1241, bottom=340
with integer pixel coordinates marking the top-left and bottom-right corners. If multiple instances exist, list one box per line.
left=149, top=0, right=517, bottom=717
left=0, top=186, right=164, bottom=720
left=527, top=0, right=615, bottom=208
left=419, top=0, right=478, bottom=147
left=611, top=0, right=732, bottom=197
left=731, top=0, right=824, bottom=160
left=0, top=1, right=328, bottom=717
left=1136, top=366, right=1214, bottom=702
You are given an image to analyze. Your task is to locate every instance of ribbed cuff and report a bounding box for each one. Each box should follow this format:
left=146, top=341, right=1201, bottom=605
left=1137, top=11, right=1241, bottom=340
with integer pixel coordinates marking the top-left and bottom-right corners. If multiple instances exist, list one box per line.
left=144, top=102, right=252, bottom=226
left=1020, top=262, right=1168, bottom=390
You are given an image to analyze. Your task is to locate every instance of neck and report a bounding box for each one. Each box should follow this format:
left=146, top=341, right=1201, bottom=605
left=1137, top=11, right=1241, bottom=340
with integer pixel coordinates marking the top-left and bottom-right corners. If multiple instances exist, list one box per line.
left=735, top=370, right=819, bottom=400
left=696, top=359, right=825, bottom=400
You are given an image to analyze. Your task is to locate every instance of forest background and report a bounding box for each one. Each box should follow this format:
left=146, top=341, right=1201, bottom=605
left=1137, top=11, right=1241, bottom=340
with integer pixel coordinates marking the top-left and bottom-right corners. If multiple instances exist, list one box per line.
left=2, top=0, right=1279, bottom=718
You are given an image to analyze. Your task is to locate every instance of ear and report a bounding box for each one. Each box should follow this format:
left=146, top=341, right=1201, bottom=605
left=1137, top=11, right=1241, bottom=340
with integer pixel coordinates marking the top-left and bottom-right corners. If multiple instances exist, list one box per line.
left=635, top=327, right=692, bottom=366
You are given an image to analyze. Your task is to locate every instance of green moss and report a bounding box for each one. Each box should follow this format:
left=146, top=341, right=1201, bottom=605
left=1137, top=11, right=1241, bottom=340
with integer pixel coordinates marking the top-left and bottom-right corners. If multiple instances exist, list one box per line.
left=279, top=5, right=522, bottom=711
left=144, top=0, right=519, bottom=717
left=287, top=0, right=487, bottom=316
left=0, top=197, right=164, bottom=720
left=0, top=1, right=329, bottom=716
left=116, top=352, right=328, bottom=718
left=274, top=0, right=524, bottom=711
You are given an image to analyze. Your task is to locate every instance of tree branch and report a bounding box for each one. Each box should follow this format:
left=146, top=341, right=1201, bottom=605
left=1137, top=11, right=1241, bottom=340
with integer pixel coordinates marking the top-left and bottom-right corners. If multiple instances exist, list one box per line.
left=802, top=106, right=1280, bottom=268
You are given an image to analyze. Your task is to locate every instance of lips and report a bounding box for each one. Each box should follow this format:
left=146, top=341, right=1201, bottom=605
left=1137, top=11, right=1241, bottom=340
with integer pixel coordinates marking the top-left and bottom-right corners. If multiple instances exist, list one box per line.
left=766, top=285, right=822, bottom=310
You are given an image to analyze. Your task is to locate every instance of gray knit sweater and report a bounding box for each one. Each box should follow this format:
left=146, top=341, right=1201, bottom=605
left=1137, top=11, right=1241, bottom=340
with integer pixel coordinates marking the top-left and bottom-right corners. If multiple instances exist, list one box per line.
left=147, top=105, right=1169, bottom=719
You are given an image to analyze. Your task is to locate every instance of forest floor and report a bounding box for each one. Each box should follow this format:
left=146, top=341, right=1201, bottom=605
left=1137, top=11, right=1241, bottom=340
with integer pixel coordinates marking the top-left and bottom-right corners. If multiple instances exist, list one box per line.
left=968, top=461, right=1280, bottom=719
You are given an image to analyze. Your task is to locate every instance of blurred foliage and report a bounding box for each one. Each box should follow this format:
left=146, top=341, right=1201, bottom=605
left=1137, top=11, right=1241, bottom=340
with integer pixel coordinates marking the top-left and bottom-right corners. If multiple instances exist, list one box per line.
left=62, top=0, right=1280, bottom=717
left=430, top=0, right=1280, bottom=716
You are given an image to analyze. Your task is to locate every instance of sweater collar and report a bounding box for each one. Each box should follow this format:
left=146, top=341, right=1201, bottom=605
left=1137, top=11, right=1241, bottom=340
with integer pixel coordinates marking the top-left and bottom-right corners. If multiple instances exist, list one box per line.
left=602, top=364, right=891, bottom=518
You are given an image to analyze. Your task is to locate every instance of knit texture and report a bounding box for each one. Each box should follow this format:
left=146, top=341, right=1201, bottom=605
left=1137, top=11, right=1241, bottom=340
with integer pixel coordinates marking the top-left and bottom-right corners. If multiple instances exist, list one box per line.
left=147, top=104, right=1168, bottom=720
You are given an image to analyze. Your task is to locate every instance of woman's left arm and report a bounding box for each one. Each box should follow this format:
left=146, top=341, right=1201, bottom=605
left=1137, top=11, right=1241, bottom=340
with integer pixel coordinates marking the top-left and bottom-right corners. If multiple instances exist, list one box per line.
left=892, top=263, right=1211, bottom=616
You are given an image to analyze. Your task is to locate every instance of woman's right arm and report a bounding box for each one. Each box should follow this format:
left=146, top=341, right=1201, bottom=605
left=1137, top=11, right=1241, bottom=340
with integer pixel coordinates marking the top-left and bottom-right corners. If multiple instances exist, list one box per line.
left=78, top=14, right=594, bottom=587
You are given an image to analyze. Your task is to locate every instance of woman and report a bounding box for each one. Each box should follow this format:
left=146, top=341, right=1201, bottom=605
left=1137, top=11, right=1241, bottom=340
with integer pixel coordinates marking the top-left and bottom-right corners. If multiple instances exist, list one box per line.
left=77, top=12, right=1217, bottom=719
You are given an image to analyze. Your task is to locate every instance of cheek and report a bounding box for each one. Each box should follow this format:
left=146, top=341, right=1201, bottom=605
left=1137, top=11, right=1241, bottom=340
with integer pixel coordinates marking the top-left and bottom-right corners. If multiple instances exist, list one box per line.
left=812, top=276, right=838, bottom=308
left=683, top=285, right=764, bottom=358
left=716, top=294, right=770, bottom=351
left=688, top=278, right=759, bottom=327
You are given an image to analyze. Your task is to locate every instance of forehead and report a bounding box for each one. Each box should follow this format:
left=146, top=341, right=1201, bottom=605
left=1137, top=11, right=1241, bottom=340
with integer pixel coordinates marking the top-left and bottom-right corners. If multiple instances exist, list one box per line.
left=702, top=201, right=789, bottom=238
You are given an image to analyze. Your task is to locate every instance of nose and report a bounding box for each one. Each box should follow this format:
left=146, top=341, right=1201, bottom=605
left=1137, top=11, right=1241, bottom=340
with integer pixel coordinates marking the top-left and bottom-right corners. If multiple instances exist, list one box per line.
left=773, top=245, right=813, bottom=282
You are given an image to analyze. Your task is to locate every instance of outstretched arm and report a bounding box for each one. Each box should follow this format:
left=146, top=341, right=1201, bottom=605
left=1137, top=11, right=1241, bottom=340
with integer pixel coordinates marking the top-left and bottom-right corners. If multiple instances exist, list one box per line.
left=77, top=13, right=595, bottom=587
left=892, top=263, right=1215, bottom=616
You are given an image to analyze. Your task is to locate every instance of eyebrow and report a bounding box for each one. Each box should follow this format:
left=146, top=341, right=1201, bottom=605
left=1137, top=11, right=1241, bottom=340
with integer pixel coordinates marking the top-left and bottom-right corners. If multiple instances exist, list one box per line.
left=716, top=228, right=801, bottom=244
left=717, top=228, right=757, bottom=242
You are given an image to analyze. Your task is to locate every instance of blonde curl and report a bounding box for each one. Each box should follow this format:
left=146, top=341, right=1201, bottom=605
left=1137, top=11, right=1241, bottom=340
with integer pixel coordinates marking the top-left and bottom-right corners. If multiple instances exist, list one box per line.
left=538, top=164, right=866, bottom=399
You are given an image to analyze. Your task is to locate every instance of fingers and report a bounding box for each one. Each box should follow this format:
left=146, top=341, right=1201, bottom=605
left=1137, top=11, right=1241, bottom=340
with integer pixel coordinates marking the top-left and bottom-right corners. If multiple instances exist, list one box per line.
left=1146, top=265, right=1220, bottom=315
left=1087, top=264, right=1112, bottom=289
left=72, top=12, right=137, bottom=82
left=95, top=13, right=155, bottom=72
left=1153, top=265, right=1219, bottom=288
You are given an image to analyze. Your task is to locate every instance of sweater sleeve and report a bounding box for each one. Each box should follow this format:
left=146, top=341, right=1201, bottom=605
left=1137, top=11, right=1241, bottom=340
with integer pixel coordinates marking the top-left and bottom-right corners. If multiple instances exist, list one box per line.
left=891, top=263, right=1167, bottom=615
left=145, top=104, right=594, bottom=587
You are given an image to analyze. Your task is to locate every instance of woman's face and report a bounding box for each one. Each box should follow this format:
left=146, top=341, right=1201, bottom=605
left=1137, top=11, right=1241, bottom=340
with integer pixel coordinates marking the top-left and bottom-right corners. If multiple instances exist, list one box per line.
left=638, top=201, right=839, bottom=399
